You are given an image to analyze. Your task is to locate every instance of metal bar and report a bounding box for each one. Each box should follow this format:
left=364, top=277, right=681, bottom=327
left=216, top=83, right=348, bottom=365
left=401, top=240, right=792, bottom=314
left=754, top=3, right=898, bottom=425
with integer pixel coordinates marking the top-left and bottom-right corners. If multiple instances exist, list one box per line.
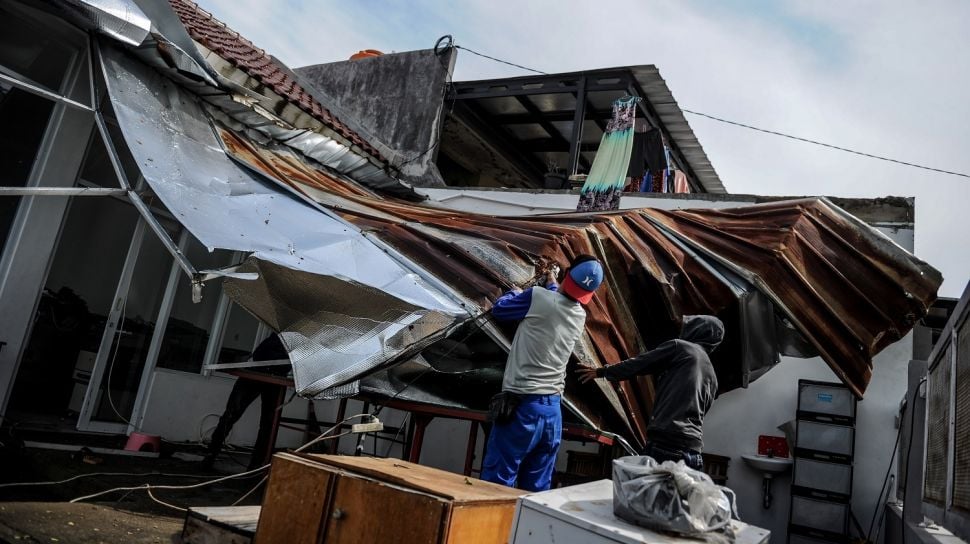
left=328, top=398, right=348, bottom=454
left=514, top=95, right=590, bottom=172
left=522, top=140, right=599, bottom=153
left=448, top=82, right=632, bottom=101
left=87, top=36, right=98, bottom=109
left=204, top=359, right=291, bottom=371
left=946, top=327, right=958, bottom=508
left=77, top=219, right=148, bottom=431
left=451, top=100, right=546, bottom=185
left=258, top=385, right=287, bottom=467
left=354, top=401, right=370, bottom=456
left=224, top=369, right=292, bottom=387
left=491, top=108, right=611, bottom=125
left=408, top=415, right=432, bottom=463
left=567, top=77, right=587, bottom=176
left=92, top=40, right=198, bottom=282
left=127, top=190, right=197, bottom=279
left=0, top=187, right=126, bottom=196
left=0, top=71, right=94, bottom=112
left=128, top=228, right=190, bottom=434
left=904, top=360, right=928, bottom=527
left=464, top=420, right=479, bottom=476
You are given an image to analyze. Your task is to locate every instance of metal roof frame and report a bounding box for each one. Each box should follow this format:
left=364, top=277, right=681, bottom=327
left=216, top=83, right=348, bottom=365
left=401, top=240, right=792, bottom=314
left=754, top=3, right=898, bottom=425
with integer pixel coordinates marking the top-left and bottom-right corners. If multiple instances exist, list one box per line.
left=447, top=66, right=726, bottom=193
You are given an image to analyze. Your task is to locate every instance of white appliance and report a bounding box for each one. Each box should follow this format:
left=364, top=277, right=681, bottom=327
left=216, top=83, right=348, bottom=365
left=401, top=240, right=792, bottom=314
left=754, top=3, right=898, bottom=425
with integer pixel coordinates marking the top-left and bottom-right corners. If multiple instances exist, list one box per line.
left=509, top=480, right=770, bottom=544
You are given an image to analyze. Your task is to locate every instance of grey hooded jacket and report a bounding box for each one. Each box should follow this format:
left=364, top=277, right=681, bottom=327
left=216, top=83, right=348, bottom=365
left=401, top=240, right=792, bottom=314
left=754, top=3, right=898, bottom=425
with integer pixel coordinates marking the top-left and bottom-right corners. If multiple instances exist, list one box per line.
left=600, top=315, right=724, bottom=452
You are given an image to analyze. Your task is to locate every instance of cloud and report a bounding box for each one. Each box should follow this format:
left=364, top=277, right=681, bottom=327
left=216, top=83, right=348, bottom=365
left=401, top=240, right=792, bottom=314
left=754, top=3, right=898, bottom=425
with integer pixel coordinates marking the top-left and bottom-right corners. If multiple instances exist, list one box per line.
left=196, top=0, right=970, bottom=296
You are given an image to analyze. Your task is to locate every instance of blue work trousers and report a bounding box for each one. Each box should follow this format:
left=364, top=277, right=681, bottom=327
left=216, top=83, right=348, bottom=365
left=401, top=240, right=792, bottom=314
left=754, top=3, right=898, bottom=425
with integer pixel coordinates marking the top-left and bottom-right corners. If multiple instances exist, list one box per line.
left=481, top=394, right=561, bottom=491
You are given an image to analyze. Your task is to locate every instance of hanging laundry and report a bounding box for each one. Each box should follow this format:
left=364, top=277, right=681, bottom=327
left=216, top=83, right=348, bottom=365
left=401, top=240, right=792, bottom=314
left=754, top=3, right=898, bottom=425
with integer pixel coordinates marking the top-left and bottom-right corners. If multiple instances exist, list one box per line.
left=626, top=119, right=650, bottom=180
left=672, top=170, right=690, bottom=193
left=577, top=96, right=641, bottom=212
left=638, top=171, right=652, bottom=193
left=643, top=128, right=667, bottom=173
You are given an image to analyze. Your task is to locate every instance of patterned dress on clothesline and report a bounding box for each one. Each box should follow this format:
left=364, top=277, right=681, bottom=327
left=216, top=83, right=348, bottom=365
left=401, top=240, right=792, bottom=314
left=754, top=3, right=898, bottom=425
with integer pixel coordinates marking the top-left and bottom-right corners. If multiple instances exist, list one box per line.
left=576, top=96, right=641, bottom=212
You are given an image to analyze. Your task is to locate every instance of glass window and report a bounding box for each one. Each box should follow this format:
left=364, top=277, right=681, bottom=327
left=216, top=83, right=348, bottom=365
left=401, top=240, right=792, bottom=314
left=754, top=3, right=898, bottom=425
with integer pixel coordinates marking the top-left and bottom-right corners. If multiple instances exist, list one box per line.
left=90, top=220, right=178, bottom=424
left=0, top=84, right=56, bottom=253
left=155, top=239, right=234, bottom=374
left=217, top=302, right=262, bottom=364
left=0, top=3, right=77, bottom=93
left=78, top=122, right=141, bottom=189
left=9, top=196, right=139, bottom=417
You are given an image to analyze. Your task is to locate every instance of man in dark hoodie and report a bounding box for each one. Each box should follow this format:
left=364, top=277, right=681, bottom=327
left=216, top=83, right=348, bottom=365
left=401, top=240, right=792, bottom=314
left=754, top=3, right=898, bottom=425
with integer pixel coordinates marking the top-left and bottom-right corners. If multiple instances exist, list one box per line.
left=576, top=315, right=724, bottom=470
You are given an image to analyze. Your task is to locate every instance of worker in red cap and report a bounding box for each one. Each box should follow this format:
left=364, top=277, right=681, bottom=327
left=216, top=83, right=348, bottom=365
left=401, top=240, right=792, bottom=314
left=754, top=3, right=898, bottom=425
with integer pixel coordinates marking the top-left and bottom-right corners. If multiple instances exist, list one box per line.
left=481, top=254, right=604, bottom=491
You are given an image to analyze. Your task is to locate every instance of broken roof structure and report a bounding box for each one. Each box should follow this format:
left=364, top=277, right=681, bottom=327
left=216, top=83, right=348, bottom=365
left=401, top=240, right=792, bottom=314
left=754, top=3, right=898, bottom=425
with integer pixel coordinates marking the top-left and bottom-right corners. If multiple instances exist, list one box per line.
left=61, top=0, right=942, bottom=448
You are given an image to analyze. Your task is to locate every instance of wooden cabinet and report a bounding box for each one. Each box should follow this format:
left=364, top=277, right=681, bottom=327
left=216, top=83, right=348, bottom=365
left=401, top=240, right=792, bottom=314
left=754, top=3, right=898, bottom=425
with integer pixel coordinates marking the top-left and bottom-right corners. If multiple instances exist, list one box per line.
left=255, top=453, right=525, bottom=544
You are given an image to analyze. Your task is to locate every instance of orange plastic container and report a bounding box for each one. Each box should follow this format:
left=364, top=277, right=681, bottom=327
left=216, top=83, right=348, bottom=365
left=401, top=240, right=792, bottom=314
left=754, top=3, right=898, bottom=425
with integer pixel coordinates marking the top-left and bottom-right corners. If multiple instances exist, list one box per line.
left=349, top=49, right=383, bottom=60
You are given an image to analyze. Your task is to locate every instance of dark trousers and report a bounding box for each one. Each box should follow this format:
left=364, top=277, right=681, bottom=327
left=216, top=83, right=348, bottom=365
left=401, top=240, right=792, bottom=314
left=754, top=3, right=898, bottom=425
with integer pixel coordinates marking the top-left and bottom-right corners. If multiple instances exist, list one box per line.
left=208, top=377, right=285, bottom=469
left=643, top=441, right=704, bottom=471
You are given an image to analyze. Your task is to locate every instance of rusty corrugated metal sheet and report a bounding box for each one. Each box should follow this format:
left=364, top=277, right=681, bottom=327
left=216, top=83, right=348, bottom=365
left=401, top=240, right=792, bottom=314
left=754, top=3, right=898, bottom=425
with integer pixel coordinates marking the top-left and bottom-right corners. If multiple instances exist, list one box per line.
left=217, top=126, right=941, bottom=444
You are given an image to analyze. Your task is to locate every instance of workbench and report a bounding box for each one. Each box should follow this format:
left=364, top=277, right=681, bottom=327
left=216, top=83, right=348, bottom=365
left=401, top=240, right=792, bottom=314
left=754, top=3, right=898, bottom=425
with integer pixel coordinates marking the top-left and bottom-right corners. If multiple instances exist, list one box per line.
left=224, top=369, right=620, bottom=475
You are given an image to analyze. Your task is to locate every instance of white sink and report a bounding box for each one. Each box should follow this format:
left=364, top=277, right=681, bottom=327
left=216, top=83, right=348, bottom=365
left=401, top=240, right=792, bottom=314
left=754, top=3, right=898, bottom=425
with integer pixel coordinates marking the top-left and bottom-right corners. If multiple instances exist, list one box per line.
left=742, top=454, right=793, bottom=475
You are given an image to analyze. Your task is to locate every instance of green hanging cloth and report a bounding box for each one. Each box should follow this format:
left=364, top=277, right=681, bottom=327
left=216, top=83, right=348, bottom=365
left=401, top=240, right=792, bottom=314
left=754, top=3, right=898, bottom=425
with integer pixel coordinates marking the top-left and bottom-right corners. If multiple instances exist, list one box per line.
left=576, top=96, right=641, bottom=211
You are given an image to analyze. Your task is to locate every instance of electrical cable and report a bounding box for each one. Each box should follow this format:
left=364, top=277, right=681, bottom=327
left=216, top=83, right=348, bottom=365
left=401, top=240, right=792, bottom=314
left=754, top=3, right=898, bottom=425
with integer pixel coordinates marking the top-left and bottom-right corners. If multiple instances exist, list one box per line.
left=66, top=415, right=365, bottom=511
left=680, top=109, right=970, bottom=179
left=231, top=475, right=267, bottom=506
left=232, top=430, right=356, bottom=506
left=448, top=41, right=970, bottom=179
left=104, top=296, right=133, bottom=427
left=865, top=398, right=905, bottom=542
left=0, top=471, right=227, bottom=489
left=899, top=375, right=927, bottom=544
left=68, top=465, right=268, bottom=504
left=383, top=412, right=410, bottom=458
left=453, top=44, right=547, bottom=75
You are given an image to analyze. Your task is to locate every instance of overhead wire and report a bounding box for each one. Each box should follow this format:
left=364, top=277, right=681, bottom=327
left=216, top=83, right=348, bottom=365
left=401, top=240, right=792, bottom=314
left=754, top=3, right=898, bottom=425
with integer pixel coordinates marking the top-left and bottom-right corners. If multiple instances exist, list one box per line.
left=453, top=44, right=547, bottom=75
left=446, top=39, right=970, bottom=179
left=680, top=109, right=970, bottom=179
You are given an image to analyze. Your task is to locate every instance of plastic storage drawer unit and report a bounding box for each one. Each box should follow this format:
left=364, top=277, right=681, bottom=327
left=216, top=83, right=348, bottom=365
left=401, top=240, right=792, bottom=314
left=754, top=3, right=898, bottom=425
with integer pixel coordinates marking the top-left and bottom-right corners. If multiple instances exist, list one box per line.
left=798, top=382, right=855, bottom=418
left=790, top=495, right=849, bottom=531
left=796, top=420, right=855, bottom=456
left=793, top=458, right=853, bottom=496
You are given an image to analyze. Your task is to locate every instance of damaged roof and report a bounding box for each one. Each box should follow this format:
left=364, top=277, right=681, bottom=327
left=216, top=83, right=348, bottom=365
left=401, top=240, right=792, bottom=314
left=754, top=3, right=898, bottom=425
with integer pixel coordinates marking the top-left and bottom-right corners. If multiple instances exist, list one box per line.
left=212, top=124, right=940, bottom=443
left=92, top=0, right=942, bottom=448
left=168, top=0, right=385, bottom=162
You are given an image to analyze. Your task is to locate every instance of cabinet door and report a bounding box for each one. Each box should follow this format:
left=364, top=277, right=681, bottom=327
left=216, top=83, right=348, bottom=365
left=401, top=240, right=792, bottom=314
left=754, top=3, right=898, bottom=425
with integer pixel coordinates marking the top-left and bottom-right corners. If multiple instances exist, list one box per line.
left=324, top=475, right=448, bottom=544
left=255, top=455, right=335, bottom=544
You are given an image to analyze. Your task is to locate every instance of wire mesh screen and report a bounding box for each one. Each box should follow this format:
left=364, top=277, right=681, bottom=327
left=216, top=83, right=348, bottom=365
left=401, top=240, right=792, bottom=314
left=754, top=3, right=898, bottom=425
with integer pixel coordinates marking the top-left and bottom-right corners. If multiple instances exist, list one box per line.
left=925, top=344, right=952, bottom=505
left=954, top=321, right=970, bottom=511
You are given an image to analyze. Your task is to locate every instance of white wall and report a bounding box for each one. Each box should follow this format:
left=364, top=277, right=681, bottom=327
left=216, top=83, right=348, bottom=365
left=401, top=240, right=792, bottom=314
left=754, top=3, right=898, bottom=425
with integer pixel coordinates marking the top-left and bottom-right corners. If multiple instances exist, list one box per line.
left=705, top=337, right=911, bottom=543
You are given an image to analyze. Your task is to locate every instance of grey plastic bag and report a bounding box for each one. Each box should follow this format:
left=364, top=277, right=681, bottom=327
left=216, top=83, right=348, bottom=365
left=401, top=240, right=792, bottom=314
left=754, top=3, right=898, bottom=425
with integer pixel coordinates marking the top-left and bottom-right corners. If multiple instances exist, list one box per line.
left=612, top=455, right=738, bottom=540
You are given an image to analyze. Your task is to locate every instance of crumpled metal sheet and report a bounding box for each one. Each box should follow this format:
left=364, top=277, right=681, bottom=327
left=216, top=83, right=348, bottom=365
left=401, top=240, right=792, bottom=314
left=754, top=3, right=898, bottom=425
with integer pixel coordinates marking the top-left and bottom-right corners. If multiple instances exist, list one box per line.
left=99, top=45, right=463, bottom=318
left=99, top=44, right=478, bottom=398
left=58, top=0, right=150, bottom=46
left=214, top=131, right=940, bottom=443
left=222, top=259, right=459, bottom=398
left=645, top=200, right=941, bottom=397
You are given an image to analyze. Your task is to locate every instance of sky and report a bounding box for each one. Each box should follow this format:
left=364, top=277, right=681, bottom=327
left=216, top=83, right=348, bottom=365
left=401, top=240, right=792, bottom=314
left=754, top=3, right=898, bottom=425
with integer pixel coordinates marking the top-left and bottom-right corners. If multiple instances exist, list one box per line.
left=196, top=0, right=970, bottom=298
